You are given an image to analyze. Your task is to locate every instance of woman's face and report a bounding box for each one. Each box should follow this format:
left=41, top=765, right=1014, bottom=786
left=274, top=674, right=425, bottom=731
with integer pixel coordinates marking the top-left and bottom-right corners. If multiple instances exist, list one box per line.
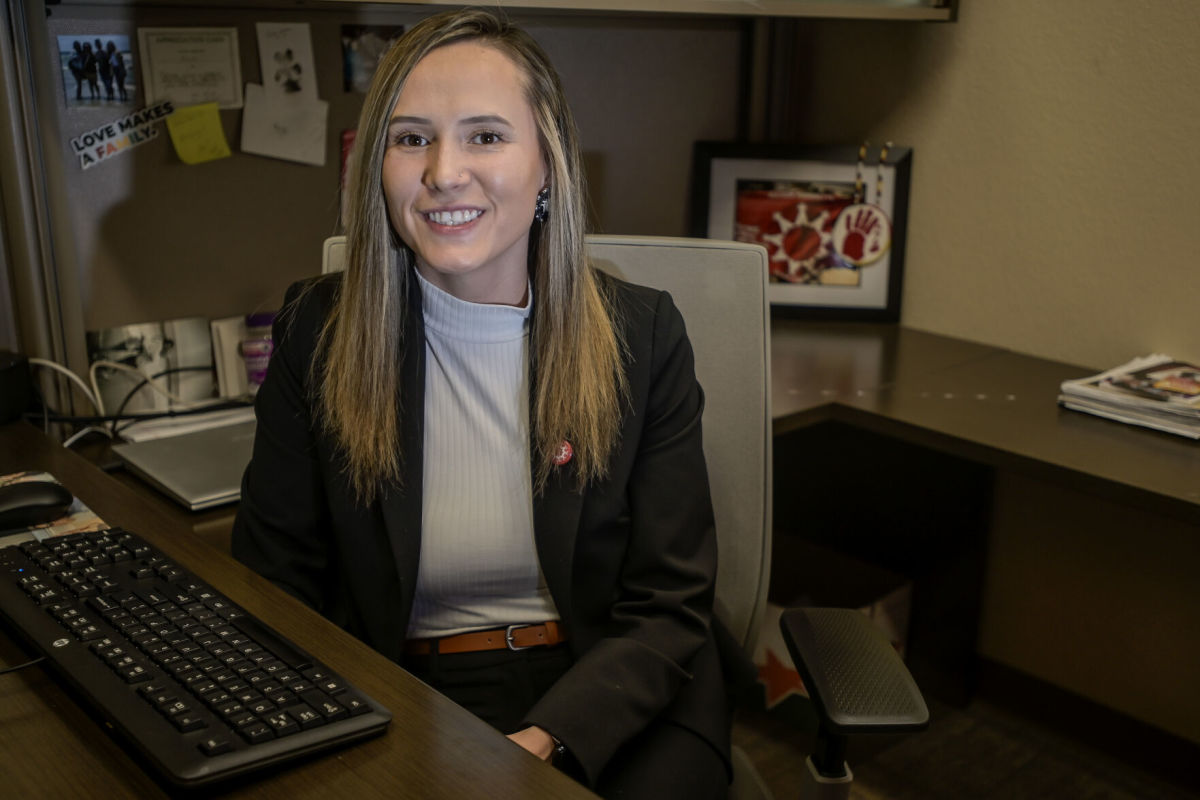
left=382, top=41, right=547, bottom=305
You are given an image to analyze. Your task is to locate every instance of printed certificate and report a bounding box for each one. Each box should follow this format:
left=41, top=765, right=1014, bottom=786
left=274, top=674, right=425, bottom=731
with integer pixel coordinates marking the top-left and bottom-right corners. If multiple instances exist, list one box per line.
left=137, top=27, right=243, bottom=109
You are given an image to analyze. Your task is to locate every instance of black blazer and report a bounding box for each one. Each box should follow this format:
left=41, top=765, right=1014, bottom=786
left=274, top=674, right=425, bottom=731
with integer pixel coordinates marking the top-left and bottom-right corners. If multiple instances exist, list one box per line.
left=232, top=271, right=730, bottom=784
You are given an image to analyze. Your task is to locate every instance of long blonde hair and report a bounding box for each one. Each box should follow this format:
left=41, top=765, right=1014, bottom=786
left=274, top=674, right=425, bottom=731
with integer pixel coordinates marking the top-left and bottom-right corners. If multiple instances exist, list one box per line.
left=321, top=9, right=627, bottom=503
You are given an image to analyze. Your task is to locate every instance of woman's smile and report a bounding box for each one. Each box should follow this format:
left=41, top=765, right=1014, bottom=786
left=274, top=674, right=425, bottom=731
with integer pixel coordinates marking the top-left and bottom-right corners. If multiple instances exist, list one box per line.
left=424, top=208, right=485, bottom=227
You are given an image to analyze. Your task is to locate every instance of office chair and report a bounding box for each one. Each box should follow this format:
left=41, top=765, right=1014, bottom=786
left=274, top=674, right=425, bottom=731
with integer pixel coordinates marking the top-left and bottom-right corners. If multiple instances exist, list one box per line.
left=321, top=234, right=927, bottom=799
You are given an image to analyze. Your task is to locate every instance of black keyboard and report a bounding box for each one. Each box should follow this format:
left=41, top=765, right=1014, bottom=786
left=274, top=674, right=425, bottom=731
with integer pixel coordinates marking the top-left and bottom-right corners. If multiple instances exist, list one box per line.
left=0, top=528, right=391, bottom=789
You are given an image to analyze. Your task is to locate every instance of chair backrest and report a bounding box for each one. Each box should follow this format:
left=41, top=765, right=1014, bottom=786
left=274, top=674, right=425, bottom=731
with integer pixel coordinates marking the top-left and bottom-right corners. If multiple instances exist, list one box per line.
left=586, top=235, right=772, bottom=653
left=320, top=234, right=773, bottom=653
left=322, top=235, right=346, bottom=275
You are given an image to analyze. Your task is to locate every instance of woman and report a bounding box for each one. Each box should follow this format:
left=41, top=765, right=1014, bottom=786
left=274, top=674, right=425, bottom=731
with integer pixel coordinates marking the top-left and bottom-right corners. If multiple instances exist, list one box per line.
left=232, top=10, right=729, bottom=797
left=107, top=41, right=128, bottom=103
left=81, top=42, right=99, bottom=100
left=95, top=38, right=114, bottom=100
left=68, top=41, right=85, bottom=101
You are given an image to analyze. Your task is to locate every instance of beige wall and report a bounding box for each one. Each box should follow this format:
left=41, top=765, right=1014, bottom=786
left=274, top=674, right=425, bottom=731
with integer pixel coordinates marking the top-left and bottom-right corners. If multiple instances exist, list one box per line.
left=792, top=0, right=1200, bottom=371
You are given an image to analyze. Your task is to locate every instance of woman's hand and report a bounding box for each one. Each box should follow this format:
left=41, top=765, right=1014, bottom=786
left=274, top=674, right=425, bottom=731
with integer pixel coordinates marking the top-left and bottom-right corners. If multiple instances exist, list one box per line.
left=507, top=725, right=556, bottom=761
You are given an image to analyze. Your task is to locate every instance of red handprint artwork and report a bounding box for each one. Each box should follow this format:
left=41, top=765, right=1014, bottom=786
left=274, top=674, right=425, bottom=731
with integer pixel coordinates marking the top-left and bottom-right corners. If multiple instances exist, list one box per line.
left=841, top=207, right=880, bottom=260
left=832, top=203, right=891, bottom=267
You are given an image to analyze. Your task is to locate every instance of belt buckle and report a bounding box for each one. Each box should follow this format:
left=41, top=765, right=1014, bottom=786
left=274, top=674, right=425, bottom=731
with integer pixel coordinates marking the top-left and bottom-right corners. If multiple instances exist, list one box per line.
left=505, top=624, right=535, bottom=651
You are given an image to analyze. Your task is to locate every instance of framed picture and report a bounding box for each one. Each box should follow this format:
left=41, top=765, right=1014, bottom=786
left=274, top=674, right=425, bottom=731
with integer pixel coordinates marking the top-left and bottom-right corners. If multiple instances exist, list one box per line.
left=691, top=142, right=912, bottom=321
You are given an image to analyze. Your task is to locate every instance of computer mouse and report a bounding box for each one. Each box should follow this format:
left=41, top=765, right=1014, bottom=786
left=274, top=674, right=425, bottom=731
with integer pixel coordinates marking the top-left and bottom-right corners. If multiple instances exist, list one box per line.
left=0, top=480, right=74, bottom=532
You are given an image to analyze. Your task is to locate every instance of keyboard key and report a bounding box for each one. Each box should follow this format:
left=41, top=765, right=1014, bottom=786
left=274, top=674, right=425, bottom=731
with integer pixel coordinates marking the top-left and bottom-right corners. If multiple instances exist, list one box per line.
left=216, top=700, right=245, bottom=719
left=138, top=589, right=169, bottom=606
left=239, top=722, right=274, bottom=743
left=167, top=661, right=198, bottom=680
left=227, top=709, right=257, bottom=729
left=234, top=688, right=260, bottom=705
left=120, top=663, right=153, bottom=683
left=302, top=690, right=350, bottom=723
left=153, top=652, right=183, bottom=668
left=161, top=699, right=191, bottom=716
left=340, top=694, right=372, bottom=716
left=142, top=687, right=177, bottom=707
left=198, top=736, right=232, bottom=757
left=108, top=654, right=137, bottom=670
left=288, top=705, right=324, bottom=730
left=171, top=713, right=207, bottom=732
left=208, top=667, right=236, bottom=684
left=33, top=587, right=62, bottom=604
left=94, top=578, right=121, bottom=593
left=247, top=698, right=275, bottom=716
left=263, top=711, right=299, bottom=737
left=143, top=639, right=172, bottom=657
left=75, top=624, right=104, bottom=641
left=87, top=595, right=120, bottom=614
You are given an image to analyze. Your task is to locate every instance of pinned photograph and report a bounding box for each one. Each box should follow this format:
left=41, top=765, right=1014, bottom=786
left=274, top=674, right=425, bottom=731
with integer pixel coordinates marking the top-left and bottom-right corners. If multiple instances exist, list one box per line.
left=256, top=22, right=317, bottom=102
left=58, top=34, right=135, bottom=108
left=341, top=25, right=404, bottom=93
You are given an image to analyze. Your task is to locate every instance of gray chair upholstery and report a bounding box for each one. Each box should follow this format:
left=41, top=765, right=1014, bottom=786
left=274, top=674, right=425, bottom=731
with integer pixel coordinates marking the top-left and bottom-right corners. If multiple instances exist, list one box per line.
left=585, top=236, right=775, bottom=800
left=585, top=235, right=773, bottom=654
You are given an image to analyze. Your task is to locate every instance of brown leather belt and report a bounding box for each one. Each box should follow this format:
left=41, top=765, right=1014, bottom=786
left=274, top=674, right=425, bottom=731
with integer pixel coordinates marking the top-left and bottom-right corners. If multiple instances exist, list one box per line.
left=404, top=621, right=566, bottom=656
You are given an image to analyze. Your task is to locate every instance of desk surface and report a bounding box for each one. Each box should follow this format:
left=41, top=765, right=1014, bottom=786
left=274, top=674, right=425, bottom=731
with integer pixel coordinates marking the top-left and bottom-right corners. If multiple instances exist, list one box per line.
left=0, top=423, right=594, bottom=799
left=771, top=321, right=1200, bottom=524
left=83, top=321, right=1200, bottom=551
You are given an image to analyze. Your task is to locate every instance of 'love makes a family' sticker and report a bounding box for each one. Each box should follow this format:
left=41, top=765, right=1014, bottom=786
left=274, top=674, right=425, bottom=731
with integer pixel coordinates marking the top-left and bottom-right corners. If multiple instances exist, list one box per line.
left=70, top=100, right=175, bottom=169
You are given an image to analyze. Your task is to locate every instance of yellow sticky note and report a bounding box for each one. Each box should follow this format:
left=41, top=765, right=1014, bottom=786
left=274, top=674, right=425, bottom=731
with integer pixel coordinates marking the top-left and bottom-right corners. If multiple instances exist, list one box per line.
left=165, top=103, right=231, bottom=165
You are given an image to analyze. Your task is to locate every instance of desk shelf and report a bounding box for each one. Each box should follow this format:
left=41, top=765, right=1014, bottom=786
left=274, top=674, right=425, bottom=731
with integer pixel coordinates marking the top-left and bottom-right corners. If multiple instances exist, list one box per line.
left=322, top=0, right=956, bottom=20
left=55, top=0, right=956, bottom=21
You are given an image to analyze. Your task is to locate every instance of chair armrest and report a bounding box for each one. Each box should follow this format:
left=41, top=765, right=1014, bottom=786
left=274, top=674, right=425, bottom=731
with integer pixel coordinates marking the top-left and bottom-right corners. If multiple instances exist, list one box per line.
left=780, top=607, right=929, bottom=736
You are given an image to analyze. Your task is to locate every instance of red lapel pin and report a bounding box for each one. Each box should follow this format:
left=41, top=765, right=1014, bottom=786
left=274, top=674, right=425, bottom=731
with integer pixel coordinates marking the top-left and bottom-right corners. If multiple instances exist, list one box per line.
left=552, top=440, right=573, bottom=466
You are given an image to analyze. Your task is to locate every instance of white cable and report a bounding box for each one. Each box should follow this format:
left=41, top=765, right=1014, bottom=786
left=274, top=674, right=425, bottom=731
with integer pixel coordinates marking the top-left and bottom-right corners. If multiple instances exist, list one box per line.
left=88, top=359, right=210, bottom=412
left=63, top=425, right=113, bottom=448
left=28, top=357, right=101, bottom=414
left=88, top=360, right=106, bottom=416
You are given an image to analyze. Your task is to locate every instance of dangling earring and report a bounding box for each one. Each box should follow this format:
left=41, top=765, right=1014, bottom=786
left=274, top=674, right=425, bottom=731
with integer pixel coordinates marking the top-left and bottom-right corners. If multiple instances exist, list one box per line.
left=534, top=187, right=550, bottom=223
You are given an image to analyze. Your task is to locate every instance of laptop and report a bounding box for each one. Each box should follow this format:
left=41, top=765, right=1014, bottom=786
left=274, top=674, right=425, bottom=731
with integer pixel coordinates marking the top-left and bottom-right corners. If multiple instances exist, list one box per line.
left=112, top=420, right=256, bottom=511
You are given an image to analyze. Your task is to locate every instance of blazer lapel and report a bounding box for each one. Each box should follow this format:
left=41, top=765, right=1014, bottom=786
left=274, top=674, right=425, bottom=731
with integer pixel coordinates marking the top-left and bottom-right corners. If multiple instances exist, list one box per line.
left=533, top=458, right=584, bottom=629
left=378, top=277, right=426, bottom=658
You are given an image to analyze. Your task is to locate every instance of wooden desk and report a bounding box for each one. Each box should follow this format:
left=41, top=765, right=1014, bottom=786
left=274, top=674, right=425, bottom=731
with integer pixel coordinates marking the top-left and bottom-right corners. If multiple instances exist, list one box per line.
left=0, top=423, right=595, bottom=799
left=768, top=320, right=1200, bottom=712
left=770, top=320, right=1200, bottom=522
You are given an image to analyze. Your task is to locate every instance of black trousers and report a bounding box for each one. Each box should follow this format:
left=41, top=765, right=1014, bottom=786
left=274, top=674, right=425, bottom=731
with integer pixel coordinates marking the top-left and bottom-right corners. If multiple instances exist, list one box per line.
left=405, top=644, right=729, bottom=800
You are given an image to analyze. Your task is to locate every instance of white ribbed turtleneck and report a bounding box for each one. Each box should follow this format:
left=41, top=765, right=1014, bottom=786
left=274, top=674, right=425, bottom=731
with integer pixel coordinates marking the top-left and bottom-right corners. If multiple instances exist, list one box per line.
left=407, top=269, right=558, bottom=638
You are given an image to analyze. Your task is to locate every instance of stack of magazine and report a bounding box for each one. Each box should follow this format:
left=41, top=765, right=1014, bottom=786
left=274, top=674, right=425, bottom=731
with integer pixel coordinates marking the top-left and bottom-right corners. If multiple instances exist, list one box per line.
left=1058, top=355, right=1200, bottom=439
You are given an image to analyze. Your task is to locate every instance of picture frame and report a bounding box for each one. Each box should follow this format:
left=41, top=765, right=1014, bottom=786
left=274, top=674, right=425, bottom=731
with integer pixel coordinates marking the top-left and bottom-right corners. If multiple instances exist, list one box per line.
left=690, top=142, right=912, bottom=321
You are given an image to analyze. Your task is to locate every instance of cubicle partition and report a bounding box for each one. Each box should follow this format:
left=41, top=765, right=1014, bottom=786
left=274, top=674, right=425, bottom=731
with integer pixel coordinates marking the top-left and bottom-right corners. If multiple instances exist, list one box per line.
left=5, top=0, right=746, bottom=373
